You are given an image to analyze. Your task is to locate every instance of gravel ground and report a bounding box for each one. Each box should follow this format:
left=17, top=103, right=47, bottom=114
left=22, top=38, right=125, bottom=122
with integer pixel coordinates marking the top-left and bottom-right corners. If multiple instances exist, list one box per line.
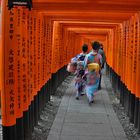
left=103, top=74, right=140, bottom=140
left=32, top=75, right=73, bottom=140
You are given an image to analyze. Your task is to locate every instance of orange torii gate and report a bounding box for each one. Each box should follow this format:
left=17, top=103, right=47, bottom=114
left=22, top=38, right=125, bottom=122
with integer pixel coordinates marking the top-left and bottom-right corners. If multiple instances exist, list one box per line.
left=1, top=0, right=140, bottom=140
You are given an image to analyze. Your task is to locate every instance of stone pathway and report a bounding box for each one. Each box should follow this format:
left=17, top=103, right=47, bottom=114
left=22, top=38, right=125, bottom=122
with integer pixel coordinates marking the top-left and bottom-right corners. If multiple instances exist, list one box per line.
left=47, top=77, right=128, bottom=140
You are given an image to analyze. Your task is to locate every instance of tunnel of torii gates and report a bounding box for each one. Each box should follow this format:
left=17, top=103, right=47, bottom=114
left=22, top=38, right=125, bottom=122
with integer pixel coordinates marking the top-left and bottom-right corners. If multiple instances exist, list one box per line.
left=0, top=0, right=140, bottom=139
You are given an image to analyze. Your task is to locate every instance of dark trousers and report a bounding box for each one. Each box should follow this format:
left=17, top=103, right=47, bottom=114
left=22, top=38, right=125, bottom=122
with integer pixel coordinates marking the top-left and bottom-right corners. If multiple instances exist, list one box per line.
left=98, top=71, right=102, bottom=89
left=98, top=63, right=105, bottom=89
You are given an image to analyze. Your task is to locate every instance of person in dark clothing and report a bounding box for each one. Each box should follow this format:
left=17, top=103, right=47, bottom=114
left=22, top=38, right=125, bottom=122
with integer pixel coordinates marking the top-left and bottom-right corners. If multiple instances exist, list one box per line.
left=98, top=43, right=106, bottom=90
left=98, top=44, right=106, bottom=69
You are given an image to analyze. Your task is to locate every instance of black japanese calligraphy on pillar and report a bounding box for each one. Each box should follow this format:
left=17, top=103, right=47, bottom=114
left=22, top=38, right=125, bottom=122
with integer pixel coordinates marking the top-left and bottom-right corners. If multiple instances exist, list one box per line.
left=21, top=9, right=28, bottom=111
left=33, top=15, right=37, bottom=95
left=15, top=8, right=23, bottom=118
left=37, top=16, right=41, bottom=89
left=8, top=10, right=15, bottom=117
left=29, top=13, right=34, bottom=101
left=27, top=12, right=31, bottom=104
left=8, top=0, right=32, bottom=10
